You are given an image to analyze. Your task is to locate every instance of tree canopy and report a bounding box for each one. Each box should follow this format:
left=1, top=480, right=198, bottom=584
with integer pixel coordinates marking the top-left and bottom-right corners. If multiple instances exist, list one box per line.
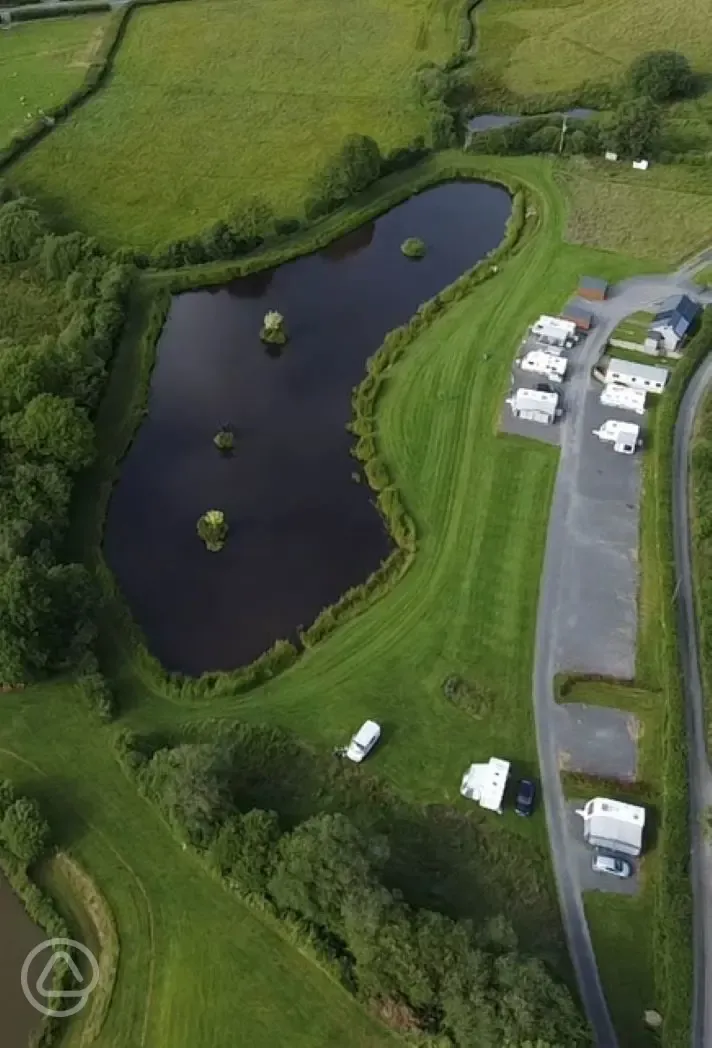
left=604, top=97, right=661, bottom=158
left=627, top=50, right=694, bottom=102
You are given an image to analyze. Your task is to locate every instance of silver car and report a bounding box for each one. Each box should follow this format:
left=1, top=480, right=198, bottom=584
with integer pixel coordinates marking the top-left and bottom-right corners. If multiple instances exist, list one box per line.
left=592, top=854, right=632, bottom=878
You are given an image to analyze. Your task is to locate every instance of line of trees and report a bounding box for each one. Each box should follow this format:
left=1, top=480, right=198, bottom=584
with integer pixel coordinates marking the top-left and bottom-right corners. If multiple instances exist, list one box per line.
left=120, top=732, right=588, bottom=1048
left=0, top=189, right=131, bottom=687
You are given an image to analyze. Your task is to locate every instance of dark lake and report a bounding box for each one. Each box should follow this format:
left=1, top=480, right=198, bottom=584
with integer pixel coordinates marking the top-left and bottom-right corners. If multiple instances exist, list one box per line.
left=0, top=873, right=45, bottom=1048
left=105, top=181, right=512, bottom=674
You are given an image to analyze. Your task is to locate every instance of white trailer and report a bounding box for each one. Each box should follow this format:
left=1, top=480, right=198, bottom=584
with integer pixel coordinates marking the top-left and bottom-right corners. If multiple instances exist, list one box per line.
left=592, top=419, right=640, bottom=454
left=460, top=758, right=510, bottom=814
left=600, top=383, right=646, bottom=416
left=530, top=315, right=577, bottom=349
left=518, top=350, right=567, bottom=383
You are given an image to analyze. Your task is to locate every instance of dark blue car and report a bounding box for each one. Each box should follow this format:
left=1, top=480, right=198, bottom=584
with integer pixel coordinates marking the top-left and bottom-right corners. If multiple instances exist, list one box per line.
left=515, top=778, right=536, bottom=816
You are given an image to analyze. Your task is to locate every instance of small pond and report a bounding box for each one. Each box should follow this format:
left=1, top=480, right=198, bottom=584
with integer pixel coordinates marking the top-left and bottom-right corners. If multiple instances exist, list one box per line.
left=105, top=181, right=512, bottom=674
left=0, top=873, right=46, bottom=1048
left=467, top=108, right=596, bottom=133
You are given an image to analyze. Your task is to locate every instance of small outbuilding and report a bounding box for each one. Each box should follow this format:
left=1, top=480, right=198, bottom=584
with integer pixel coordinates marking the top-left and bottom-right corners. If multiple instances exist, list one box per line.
left=460, top=758, right=510, bottom=814
left=507, top=387, right=559, bottom=425
left=576, top=797, right=646, bottom=857
left=606, top=357, right=669, bottom=394
left=562, top=301, right=594, bottom=331
left=578, top=276, right=608, bottom=302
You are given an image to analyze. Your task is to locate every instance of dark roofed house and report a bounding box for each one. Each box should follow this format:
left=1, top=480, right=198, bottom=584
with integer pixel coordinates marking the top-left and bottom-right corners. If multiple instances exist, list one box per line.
left=578, top=276, right=608, bottom=301
left=562, top=301, right=594, bottom=331
left=648, top=293, right=701, bottom=354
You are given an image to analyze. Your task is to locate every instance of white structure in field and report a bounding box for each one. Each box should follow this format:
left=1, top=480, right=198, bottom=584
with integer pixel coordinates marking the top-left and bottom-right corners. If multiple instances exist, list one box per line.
left=606, top=358, right=669, bottom=394
left=460, top=758, right=510, bottom=814
left=592, top=419, right=640, bottom=454
left=576, top=797, right=646, bottom=857
left=600, top=383, right=646, bottom=416
left=507, top=387, right=559, bottom=425
left=530, top=315, right=577, bottom=348
left=519, top=350, right=568, bottom=382
left=632, top=159, right=649, bottom=170
left=604, top=151, right=618, bottom=162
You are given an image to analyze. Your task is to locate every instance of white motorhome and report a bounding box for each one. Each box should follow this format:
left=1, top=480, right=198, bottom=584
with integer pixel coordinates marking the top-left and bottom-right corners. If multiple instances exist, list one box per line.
left=592, top=420, right=640, bottom=454
left=600, top=383, right=646, bottom=416
left=460, top=758, right=510, bottom=814
left=519, top=350, right=567, bottom=383
left=506, top=387, right=559, bottom=425
left=576, top=797, right=646, bottom=857
left=530, top=315, right=577, bottom=349
left=345, top=720, right=381, bottom=763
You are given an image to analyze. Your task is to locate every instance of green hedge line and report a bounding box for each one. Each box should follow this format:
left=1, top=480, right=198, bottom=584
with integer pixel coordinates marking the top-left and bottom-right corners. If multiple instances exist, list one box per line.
left=8, top=2, right=110, bottom=21
left=0, top=6, right=128, bottom=168
left=645, top=311, right=712, bottom=1048
left=95, top=164, right=530, bottom=699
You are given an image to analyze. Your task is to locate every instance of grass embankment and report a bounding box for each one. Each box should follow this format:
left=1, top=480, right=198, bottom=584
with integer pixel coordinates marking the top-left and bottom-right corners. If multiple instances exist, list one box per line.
left=37, top=852, right=120, bottom=1045
left=610, top=310, right=655, bottom=346
left=691, top=385, right=712, bottom=751
left=558, top=160, right=712, bottom=264
left=10, top=0, right=459, bottom=249
left=471, top=0, right=712, bottom=109
left=0, top=14, right=110, bottom=150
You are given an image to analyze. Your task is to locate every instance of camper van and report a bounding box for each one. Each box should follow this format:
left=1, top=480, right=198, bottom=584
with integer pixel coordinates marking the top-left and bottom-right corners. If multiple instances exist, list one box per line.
left=600, top=383, right=646, bottom=416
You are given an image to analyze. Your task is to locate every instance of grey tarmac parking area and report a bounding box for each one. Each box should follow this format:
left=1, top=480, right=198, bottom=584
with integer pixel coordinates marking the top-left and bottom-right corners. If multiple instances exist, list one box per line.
left=553, top=382, right=645, bottom=679
left=565, top=801, right=640, bottom=896
left=556, top=703, right=639, bottom=781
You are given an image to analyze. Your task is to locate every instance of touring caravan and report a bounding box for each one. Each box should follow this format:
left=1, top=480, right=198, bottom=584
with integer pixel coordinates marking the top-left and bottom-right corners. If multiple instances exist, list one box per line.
left=518, top=350, right=567, bottom=383
left=599, top=383, right=646, bottom=416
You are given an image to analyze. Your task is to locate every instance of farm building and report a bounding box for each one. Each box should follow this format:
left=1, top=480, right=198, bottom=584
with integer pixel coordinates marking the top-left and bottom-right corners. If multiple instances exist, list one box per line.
left=530, top=315, right=577, bottom=348
left=562, top=301, right=594, bottom=331
left=507, top=387, right=559, bottom=425
left=576, top=797, right=645, bottom=857
left=647, top=293, right=701, bottom=354
left=578, top=276, right=608, bottom=302
left=460, top=758, right=510, bottom=814
left=606, top=358, right=668, bottom=394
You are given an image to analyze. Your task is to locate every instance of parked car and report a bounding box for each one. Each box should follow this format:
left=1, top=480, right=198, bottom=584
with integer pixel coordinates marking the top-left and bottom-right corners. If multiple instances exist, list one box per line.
left=345, top=720, right=381, bottom=763
left=592, top=854, right=632, bottom=878
left=514, top=778, right=536, bottom=816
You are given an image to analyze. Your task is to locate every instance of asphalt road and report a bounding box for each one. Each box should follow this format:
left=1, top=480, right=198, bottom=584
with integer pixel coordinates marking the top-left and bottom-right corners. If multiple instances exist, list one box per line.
left=533, top=259, right=712, bottom=1047
left=672, top=348, right=712, bottom=1048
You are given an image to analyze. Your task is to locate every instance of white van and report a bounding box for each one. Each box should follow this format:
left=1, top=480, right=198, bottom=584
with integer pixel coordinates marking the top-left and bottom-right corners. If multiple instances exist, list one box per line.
left=346, top=720, right=381, bottom=763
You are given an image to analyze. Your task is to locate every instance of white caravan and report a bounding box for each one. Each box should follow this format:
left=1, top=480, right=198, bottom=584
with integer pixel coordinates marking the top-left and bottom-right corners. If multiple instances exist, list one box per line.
left=592, top=419, right=640, bottom=454
left=518, top=350, right=568, bottom=383
left=600, top=383, right=646, bottom=416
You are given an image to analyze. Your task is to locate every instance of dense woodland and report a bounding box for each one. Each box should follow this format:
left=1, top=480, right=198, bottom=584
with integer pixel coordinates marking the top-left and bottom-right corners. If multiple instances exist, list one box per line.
left=118, top=727, right=589, bottom=1048
left=0, top=188, right=131, bottom=686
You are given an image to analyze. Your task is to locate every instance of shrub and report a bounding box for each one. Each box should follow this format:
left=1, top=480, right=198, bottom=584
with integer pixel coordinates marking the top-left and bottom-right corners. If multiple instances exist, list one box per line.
left=213, top=428, right=234, bottom=452
left=400, top=237, right=426, bottom=259
left=627, top=50, right=694, bottom=103
left=260, top=310, right=287, bottom=346
left=0, top=200, right=45, bottom=263
left=77, top=671, right=115, bottom=722
left=1, top=797, right=51, bottom=864
left=197, top=510, right=228, bottom=552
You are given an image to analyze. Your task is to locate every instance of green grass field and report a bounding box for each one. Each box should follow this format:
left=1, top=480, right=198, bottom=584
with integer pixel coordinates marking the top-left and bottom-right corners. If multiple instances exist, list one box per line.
left=610, top=310, right=655, bottom=345
left=0, top=155, right=661, bottom=1047
left=473, top=0, right=712, bottom=103
left=558, top=159, right=712, bottom=263
left=0, top=14, right=110, bottom=150
left=10, top=0, right=458, bottom=249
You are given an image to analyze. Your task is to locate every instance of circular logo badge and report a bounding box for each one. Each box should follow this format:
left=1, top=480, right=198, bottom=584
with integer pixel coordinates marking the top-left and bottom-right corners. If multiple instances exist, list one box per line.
left=21, top=938, right=100, bottom=1018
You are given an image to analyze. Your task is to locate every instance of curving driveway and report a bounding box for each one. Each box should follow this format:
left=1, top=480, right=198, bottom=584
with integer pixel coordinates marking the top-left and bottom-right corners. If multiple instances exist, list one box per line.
left=532, top=255, right=712, bottom=1047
